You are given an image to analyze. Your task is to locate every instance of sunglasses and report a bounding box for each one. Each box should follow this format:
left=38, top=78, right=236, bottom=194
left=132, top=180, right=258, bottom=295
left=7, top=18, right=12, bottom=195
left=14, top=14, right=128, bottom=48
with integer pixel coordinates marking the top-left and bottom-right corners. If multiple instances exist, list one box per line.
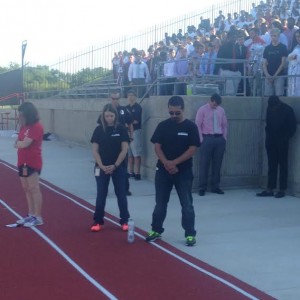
left=169, top=111, right=181, bottom=116
left=111, top=97, right=120, bottom=100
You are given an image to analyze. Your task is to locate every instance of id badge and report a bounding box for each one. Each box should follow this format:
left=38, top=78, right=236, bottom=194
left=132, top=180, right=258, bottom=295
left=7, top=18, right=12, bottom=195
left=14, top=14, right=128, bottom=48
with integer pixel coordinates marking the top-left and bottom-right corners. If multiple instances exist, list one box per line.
left=95, top=167, right=100, bottom=176
left=23, top=165, right=28, bottom=177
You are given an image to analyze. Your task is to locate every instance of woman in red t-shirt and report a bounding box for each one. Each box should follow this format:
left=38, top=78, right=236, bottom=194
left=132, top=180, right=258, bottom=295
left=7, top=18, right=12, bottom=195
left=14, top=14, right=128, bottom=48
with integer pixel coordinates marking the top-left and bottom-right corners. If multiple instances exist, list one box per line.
left=14, top=102, right=44, bottom=227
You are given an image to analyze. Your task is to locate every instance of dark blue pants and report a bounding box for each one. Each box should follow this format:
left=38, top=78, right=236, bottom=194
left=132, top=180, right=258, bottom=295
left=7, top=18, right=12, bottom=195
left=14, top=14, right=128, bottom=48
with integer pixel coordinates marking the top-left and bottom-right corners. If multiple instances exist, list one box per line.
left=94, top=166, right=130, bottom=225
left=151, top=167, right=196, bottom=237
left=199, top=136, right=226, bottom=190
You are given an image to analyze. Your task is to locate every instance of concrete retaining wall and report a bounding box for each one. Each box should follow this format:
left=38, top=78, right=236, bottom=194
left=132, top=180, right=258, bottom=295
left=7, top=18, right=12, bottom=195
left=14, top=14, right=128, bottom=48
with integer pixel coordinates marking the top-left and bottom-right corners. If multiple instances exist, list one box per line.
left=29, top=96, right=300, bottom=195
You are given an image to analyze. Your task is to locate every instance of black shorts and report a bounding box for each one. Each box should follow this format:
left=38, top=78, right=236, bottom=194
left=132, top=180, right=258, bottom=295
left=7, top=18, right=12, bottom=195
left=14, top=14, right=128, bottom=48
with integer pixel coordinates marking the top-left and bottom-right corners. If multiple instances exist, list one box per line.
left=18, top=165, right=41, bottom=177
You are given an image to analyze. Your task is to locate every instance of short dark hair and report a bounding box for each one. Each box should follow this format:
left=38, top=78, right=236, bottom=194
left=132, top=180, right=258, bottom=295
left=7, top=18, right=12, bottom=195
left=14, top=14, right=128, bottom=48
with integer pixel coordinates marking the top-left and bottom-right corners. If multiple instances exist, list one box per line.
left=18, top=102, right=39, bottom=125
left=211, top=93, right=222, bottom=105
left=127, top=89, right=136, bottom=96
left=168, top=96, right=184, bottom=109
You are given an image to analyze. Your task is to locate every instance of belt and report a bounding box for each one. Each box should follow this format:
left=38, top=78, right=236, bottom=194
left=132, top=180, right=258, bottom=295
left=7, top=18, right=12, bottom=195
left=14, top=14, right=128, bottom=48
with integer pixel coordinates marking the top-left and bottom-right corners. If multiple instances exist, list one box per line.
left=203, top=134, right=223, bottom=137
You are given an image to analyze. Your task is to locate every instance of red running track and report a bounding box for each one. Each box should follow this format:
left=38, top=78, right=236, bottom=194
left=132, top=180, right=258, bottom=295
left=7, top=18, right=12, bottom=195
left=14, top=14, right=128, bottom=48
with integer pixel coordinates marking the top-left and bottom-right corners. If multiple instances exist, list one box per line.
left=0, top=160, right=275, bottom=300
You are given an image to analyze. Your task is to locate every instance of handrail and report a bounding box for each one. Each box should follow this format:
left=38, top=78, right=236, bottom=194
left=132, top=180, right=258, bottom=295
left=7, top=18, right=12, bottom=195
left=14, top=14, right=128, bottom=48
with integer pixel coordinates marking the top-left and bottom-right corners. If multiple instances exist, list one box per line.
left=0, top=93, right=24, bottom=104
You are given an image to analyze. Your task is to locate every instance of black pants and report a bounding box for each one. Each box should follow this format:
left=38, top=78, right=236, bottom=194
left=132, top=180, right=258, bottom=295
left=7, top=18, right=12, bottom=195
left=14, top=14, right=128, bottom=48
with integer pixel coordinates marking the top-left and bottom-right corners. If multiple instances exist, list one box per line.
left=94, top=165, right=130, bottom=225
left=199, top=135, right=226, bottom=190
left=151, top=167, right=196, bottom=237
left=132, top=78, right=146, bottom=98
left=266, top=139, right=289, bottom=190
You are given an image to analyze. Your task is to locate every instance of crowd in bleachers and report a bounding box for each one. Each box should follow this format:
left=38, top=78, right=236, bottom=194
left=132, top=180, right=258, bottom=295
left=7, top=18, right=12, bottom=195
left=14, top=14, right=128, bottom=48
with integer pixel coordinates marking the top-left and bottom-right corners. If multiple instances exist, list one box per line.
left=112, top=0, right=300, bottom=97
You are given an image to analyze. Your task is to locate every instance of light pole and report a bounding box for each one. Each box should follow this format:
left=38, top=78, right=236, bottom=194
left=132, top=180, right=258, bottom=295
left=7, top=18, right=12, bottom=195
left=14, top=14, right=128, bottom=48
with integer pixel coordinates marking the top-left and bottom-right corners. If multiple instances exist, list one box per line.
left=21, top=40, right=27, bottom=103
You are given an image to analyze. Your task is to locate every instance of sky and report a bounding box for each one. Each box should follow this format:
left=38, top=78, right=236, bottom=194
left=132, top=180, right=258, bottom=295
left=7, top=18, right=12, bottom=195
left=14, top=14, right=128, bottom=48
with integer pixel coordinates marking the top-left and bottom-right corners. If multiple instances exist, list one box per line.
left=0, top=0, right=200, bottom=67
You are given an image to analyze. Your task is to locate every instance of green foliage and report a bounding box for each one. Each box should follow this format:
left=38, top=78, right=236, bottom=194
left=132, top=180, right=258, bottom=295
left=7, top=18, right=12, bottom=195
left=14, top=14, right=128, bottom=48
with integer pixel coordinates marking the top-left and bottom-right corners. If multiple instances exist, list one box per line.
left=1, top=63, right=112, bottom=93
left=0, top=62, right=21, bottom=73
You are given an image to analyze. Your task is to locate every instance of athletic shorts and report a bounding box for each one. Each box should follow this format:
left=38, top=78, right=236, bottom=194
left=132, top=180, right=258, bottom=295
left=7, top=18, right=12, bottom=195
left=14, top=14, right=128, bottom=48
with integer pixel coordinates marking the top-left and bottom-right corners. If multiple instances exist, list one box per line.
left=18, top=165, right=41, bottom=177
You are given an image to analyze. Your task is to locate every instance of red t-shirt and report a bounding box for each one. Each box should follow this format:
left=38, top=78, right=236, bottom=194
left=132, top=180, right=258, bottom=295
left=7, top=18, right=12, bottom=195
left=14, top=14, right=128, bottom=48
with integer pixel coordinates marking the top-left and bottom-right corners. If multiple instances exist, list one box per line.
left=17, top=122, right=44, bottom=170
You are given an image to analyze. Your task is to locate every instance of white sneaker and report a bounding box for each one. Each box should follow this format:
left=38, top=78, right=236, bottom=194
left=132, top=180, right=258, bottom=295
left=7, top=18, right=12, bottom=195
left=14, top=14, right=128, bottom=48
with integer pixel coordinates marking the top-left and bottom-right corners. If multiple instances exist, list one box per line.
left=16, top=215, right=34, bottom=225
left=23, top=217, right=44, bottom=227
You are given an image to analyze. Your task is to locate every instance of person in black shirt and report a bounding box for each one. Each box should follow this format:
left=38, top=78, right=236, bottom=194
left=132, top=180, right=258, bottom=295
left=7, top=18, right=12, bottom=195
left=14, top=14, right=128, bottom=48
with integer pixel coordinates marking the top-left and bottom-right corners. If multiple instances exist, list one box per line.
left=262, top=28, right=288, bottom=96
left=90, top=103, right=131, bottom=232
left=214, top=29, right=242, bottom=96
left=145, top=96, right=200, bottom=246
left=257, top=96, right=297, bottom=198
left=110, top=91, right=133, bottom=195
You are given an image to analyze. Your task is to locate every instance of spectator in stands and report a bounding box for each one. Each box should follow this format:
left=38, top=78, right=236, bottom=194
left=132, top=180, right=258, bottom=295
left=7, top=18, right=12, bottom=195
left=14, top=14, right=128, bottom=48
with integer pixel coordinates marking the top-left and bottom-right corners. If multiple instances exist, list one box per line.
left=291, top=2, right=300, bottom=20
left=163, top=32, right=172, bottom=46
left=163, top=48, right=177, bottom=95
left=171, top=34, right=178, bottom=46
left=126, top=90, right=143, bottom=180
left=186, top=37, right=195, bottom=56
left=112, top=52, right=120, bottom=79
left=233, top=12, right=239, bottom=24
left=245, top=28, right=266, bottom=59
left=224, top=13, right=235, bottom=32
left=211, top=36, right=222, bottom=53
left=188, top=41, right=205, bottom=77
left=140, top=50, right=148, bottom=63
left=157, top=51, right=168, bottom=95
left=280, top=5, right=290, bottom=20
left=195, top=93, right=227, bottom=196
left=187, top=25, right=197, bottom=39
left=267, top=20, right=289, bottom=47
left=260, top=22, right=270, bottom=43
left=235, top=31, right=250, bottom=95
left=262, top=28, right=288, bottom=96
left=128, top=53, right=151, bottom=98
left=201, top=42, right=217, bottom=75
left=214, top=10, right=225, bottom=29
left=15, top=102, right=44, bottom=227
left=250, top=3, right=258, bottom=18
left=157, top=40, right=168, bottom=53
left=122, top=53, right=134, bottom=97
left=256, top=96, right=296, bottom=198
left=147, top=49, right=160, bottom=84
left=90, top=103, right=131, bottom=232
left=175, top=45, right=189, bottom=95
left=215, top=29, right=242, bottom=95
left=177, top=29, right=184, bottom=41
left=145, top=46, right=154, bottom=63
left=122, top=51, right=130, bottom=64
left=287, top=29, right=300, bottom=96
left=283, top=17, right=299, bottom=52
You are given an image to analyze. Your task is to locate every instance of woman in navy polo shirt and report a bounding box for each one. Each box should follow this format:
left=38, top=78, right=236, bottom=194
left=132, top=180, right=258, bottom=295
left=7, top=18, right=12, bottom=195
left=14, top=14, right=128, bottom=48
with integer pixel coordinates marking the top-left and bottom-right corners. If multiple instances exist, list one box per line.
left=90, top=103, right=130, bottom=232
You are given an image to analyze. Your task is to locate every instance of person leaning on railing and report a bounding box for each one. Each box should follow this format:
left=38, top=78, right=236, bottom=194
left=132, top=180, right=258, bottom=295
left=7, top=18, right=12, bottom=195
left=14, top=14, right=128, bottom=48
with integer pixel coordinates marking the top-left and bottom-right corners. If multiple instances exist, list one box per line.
left=262, top=28, right=288, bottom=96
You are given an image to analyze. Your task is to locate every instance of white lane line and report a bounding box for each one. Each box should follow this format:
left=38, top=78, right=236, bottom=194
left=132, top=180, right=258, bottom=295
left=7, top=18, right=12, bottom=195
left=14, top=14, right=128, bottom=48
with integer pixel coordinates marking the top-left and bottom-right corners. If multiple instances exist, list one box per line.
left=0, top=161, right=260, bottom=300
left=0, top=199, right=118, bottom=300
left=41, top=177, right=260, bottom=300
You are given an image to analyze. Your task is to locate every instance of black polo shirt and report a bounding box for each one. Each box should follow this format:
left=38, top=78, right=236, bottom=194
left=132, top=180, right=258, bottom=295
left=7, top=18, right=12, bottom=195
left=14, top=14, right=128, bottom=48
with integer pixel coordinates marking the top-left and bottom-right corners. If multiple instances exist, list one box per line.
left=91, top=124, right=130, bottom=166
left=151, top=118, right=200, bottom=171
left=116, top=105, right=133, bottom=127
left=126, top=102, right=142, bottom=130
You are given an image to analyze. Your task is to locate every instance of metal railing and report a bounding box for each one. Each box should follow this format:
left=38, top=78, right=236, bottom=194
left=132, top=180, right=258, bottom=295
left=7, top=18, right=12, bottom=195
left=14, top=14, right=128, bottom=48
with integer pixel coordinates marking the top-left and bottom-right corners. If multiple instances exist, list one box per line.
left=24, top=0, right=261, bottom=95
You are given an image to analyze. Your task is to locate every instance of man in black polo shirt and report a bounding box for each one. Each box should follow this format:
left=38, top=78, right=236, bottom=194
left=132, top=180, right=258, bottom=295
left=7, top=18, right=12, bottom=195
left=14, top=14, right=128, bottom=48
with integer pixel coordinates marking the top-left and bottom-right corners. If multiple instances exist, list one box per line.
left=145, top=96, right=200, bottom=246
left=110, top=91, right=133, bottom=195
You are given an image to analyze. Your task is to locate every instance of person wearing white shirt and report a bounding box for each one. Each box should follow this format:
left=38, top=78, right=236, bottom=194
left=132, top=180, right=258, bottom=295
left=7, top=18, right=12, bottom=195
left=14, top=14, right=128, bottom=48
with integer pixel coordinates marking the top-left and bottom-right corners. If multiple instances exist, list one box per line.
left=128, top=54, right=151, bottom=98
left=163, top=49, right=177, bottom=95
